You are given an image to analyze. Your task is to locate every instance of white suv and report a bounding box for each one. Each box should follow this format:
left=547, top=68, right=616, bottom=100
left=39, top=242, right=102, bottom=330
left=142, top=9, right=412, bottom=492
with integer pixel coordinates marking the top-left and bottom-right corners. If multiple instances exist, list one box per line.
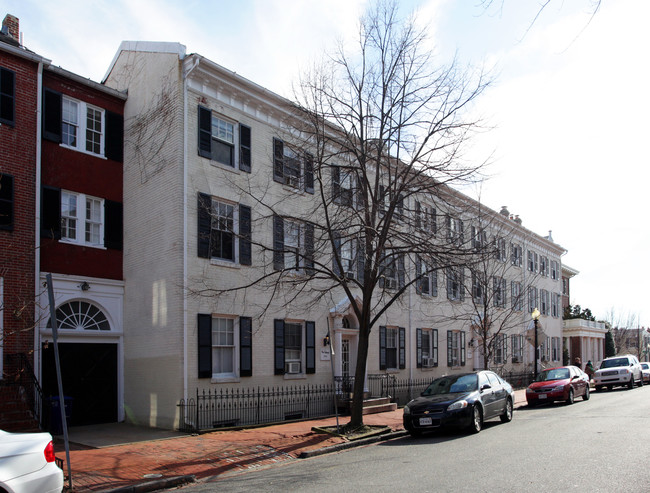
left=594, top=354, right=643, bottom=392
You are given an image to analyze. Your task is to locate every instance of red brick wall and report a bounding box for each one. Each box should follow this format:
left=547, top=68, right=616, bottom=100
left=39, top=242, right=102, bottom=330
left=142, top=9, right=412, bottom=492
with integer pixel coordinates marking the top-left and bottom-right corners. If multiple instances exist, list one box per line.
left=0, top=50, right=38, bottom=360
left=40, top=70, right=124, bottom=280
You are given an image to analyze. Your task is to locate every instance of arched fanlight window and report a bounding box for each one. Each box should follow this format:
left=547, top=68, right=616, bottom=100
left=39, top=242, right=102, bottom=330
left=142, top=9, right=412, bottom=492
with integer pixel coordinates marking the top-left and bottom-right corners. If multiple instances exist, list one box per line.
left=46, top=301, right=110, bottom=331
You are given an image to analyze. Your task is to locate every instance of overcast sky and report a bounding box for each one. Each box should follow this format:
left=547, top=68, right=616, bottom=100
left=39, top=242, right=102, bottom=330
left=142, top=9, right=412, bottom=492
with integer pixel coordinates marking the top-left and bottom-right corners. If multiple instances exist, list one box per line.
left=6, top=0, right=648, bottom=326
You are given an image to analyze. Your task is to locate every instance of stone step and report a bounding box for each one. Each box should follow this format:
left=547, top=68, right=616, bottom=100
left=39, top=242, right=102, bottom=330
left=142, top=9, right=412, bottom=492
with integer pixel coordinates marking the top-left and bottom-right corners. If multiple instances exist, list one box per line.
left=362, top=402, right=398, bottom=415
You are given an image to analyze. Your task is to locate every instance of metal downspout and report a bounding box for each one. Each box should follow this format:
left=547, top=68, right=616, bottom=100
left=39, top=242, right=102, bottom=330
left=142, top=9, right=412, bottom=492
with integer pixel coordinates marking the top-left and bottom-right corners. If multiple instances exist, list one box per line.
left=33, top=61, right=43, bottom=379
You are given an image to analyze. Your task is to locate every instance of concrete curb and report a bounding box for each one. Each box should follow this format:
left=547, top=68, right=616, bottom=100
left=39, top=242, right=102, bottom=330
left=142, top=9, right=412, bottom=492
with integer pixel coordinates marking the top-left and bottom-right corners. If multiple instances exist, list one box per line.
left=299, top=430, right=410, bottom=459
left=101, top=474, right=196, bottom=492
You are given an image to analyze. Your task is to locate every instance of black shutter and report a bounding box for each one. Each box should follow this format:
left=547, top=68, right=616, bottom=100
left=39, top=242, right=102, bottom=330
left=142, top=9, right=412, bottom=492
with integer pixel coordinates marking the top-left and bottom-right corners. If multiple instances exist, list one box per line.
left=105, top=111, right=124, bottom=162
left=239, top=124, right=251, bottom=172
left=273, top=138, right=284, bottom=183
left=198, top=314, right=212, bottom=378
left=379, top=326, right=387, bottom=370
left=240, top=317, right=252, bottom=377
left=273, top=214, right=284, bottom=270
left=397, top=255, right=405, bottom=289
left=447, top=330, right=453, bottom=367
left=43, top=89, right=62, bottom=143
left=41, top=186, right=61, bottom=239
left=104, top=200, right=123, bottom=250
left=416, top=328, right=422, bottom=368
left=239, top=204, right=252, bottom=266
left=332, top=166, right=340, bottom=204
left=304, top=223, right=314, bottom=275
left=274, top=319, right=285, bottom=375
left=332, top=232, right=341, bottom=276
left=198, top=106, right=212, bottom=158
left=0, top=68, right=16, bottom=126
left=197, top=193, right=211, bottom=258
left=304, top=152, right=314, bottom=194
left=356, top=238, right=365, bottom=284
left=399, top=327, right=406, bottom=369
left=0, top=174, right=14, bottom=230
left=415, top=257, right=422, bottom=294
left=460, top=331, right=466, bottom=366
left=306, top=321, right=316, bottom=374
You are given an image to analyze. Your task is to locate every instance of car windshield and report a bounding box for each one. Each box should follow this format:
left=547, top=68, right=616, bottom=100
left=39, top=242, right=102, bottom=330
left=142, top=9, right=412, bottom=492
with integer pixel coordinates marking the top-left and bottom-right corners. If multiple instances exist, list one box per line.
left=536, top=368, right=570, bottom=382
left=600, top=358, right=629, bottom=368
left=641, top=363, right=649, bottom=370
left=422, top=374, right=478, bottom=395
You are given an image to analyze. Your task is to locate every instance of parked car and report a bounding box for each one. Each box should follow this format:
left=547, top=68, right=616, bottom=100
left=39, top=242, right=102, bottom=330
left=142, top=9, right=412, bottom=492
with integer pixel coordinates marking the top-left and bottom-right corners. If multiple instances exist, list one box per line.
left=403, top=371, right=514, bottom=437
left=640, top=362, right=650, bottom=384
left=593, top=354, right=643, bottom=391
left=0, top=430, right=63, bottom=493
left=526, top=365, right=590, bottom=406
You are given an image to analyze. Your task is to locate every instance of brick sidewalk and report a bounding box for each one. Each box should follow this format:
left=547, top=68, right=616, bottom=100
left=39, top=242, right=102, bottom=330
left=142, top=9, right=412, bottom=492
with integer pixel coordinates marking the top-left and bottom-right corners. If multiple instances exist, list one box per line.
left=57, top=389, right=527, bottom=492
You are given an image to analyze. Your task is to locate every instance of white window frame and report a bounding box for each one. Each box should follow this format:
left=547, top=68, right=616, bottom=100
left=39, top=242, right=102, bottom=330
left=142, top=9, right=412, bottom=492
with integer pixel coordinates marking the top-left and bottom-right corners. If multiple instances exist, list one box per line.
left=528, top=286, right=538, bottom=313
left=493, top=277, right=506, bottom=307
left=60, top=191, right=105, bottom=248
left=511, top=334, right=524, bottom=363
left=449, top=330, right=463, bottom=367
left=550, top=260, right=559, bottom=280
left=494, top=334, right=507, bottom=364
left=540, top=289, right=549, bottom=315
left=511, top=243, right=522, bottom=267
left=210, top=115, right=236, bottom=167
left=284, top=321, right=304, bottom=374
left=386, top=327, right=398, bottom=370
left=551, top=292, right=560, bottom=318
left=61, top=95, right=105, bottom=156
left=511, top=281, right=523, bottom=311
left=210, top=198, right=237, bottom=263
left=496, top=237, right=507, bottom=262
left=211, top=316, right=238, bottom=380
left=284, top=220, right=303, bottom=272
left=527, top=250, right=538, bottom=273
left=417, top=257, right=437, bottom=297
left=447, top=267, right=463, bottom=301
left=421, top=328, right=438, bottom=367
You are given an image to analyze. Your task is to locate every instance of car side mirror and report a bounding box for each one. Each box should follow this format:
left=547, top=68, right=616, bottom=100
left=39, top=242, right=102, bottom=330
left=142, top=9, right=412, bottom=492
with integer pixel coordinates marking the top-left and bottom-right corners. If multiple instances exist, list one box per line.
left=480, top=384, right=491, bottom=392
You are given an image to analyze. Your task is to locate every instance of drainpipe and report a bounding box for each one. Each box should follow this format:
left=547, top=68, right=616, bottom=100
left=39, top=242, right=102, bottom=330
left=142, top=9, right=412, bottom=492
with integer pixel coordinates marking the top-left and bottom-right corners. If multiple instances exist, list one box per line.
left=182, top=55, right=200, bottom=403
left=33, top=61, right=43, bottom=379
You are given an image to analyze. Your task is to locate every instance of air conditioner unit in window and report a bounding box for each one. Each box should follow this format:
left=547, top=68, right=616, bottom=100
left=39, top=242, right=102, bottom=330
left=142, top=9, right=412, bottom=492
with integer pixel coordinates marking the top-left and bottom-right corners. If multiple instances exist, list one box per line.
left=422, top=357, right=435, bottom=368
left=284, top=175, right=300, bottom=188
left=286, top=362, right=301, bottom=374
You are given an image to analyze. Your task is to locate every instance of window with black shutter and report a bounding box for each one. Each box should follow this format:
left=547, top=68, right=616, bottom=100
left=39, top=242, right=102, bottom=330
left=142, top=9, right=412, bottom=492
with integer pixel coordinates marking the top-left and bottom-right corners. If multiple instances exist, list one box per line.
left=0, top=67, right=16, bottom=126
left=306, top=321, right=316, bottom=374
left=240, top=317, right=253, bottom=377
left=239, top=124, right=251, bottom=172
left=43, top=89, right=62, bottom=143
left=274, top=319, right=285, bottom=375
left=41, top=186, right=61, bottom=239
left=239, top=204, right=252, bottom=266
left=105, top=111, right=124, bottom=162
left=104, top=200, right=123, bottom=250
left=198, top=314, right=212, bottom=378
left=0, top=174, right=14, bottom=230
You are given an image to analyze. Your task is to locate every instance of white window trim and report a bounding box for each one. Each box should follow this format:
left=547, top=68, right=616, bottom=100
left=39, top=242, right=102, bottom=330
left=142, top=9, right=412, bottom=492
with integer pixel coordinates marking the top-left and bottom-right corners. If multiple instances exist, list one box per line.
left=208, top=197, right=239, bottom=265
left=60, top=191, right=106, bottom=249
left=61, top=95, right=106, bottom=157
left=284, top=320, right=306, bottom=379
left=421, top=328, right=438, bottom=368
left=210, top=114, right=238, bottom=168
left=211, top=315, right=239, bottom=382
left=385, top=326, right=399, bottom=370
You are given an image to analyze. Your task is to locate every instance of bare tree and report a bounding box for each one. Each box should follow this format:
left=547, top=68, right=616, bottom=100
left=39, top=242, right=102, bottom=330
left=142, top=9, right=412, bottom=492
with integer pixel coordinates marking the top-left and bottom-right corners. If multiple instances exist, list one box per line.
left=192, top=1, right=489, bottom=429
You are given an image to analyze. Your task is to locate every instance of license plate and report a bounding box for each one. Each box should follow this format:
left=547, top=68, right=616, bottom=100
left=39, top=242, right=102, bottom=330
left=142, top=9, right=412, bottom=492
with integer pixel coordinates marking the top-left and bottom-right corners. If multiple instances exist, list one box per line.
left=539, top=394, right=547, bottom=399
left=419, top=417, right=433, bottom=426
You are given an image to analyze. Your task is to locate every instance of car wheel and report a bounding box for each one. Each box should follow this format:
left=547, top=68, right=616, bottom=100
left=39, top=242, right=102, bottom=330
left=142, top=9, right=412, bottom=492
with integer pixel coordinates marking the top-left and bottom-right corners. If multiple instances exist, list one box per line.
left=500, top=398, right=513, bottom=423
left=607, top=385, right=613, bottom=391
left=628, top=375, right=635, bottom=390
left=583, top=385, right=590, bottom=401
left=595, top=385, right=603, bottom=392
left=638, top=375, right=644, bottom=387
left=469, top=405, right=482, bottom=434
left=566, top=388, right=574, bottom=405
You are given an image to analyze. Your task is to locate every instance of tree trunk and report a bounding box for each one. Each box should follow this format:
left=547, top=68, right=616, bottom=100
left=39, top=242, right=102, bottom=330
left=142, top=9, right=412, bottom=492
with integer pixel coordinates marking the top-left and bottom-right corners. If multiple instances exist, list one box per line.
left=348, top=323, right=370, bottom=428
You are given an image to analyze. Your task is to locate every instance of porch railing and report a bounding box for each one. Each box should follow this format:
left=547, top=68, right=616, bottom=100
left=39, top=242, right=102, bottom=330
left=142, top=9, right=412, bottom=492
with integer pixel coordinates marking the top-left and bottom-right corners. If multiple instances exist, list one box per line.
left=2, top=353, right=44, bottom=427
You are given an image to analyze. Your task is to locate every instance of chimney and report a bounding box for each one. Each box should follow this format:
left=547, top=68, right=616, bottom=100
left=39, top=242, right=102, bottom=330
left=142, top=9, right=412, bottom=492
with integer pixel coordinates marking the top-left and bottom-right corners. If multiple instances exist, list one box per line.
left=499, top=206, right=510, bottom=217
left=2, top=14, right=19, bottom=43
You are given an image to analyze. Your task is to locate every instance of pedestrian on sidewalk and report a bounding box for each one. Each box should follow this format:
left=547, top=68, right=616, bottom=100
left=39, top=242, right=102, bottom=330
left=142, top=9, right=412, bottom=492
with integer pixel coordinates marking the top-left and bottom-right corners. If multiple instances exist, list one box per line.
left=585, top=360, right=595, bottom=380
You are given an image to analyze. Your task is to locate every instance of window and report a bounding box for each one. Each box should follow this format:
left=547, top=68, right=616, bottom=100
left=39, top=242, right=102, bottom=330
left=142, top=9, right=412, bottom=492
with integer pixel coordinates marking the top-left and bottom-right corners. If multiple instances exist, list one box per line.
left=60, top=191, right=104, bottom=247
left=197, top=106, right=251, bottom=172
left=511, top=334, right=524, bottom=363
left=380, top=253, right=405, bottom=291
left=447, top=330, right=466, bottom=367
left=511, top=243, right=522, bottom=267
left=0, top=67, right=15, bottom=126
left=380, top=326, right=405, bottom=370
left=493, top=334, right=507, bottom=364
left=551, top=292, right=560, bottom=318
left=332, top=166, right=355, bottom=207
left=333, top=234, right=363, bottom=281
left=511, top=281, right=523, bottom=311
left=417, top=328, right=438, bottom=368
left=495, top=237, right=507, bottom=262
left=197, top=193, right=252, bottom=265
left=0, top=174, right=14, bottom=230
left=415, top=201, right=436, bottom=234
left=198, top=315, right=252, bottom=379
left=274, top=319, right=316, bottom=375
left=528, top=286, right=538, bottom=313
left=46, top=301, right=110, bottom=331
left=551, top=336, right=560, bottom=361
left=472, top=272, right=485, bottom=304
left=447, top=216, right=464, bottom=246
left=273, top=215, right=314, bottom=273
left=540, top=256, right=549, bottom=277
left=550, top=260, right=559, bottom=280
left=471, top=226, right=487, bottom=250
left=416, top=256, right=437, bottom=296
left=527, top=250, right=538, bottom=273
left=273, top=137, right=314, bottom=193
left=540, top=289, right=549, bottom=315
left=446, top=267, right=464, bottom=301
left=493, top=277, right=506, bottom=307
left=61, top=96, right=105, bottom=156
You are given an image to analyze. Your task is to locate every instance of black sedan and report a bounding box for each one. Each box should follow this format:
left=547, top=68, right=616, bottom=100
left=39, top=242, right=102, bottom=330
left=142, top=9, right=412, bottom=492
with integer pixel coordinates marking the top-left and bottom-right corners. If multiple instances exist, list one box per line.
left=403, top=371, right=514, bottom=437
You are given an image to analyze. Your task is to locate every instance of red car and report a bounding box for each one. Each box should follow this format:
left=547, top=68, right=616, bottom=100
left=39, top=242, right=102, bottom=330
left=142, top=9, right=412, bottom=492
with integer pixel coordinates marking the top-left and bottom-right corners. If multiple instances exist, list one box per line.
left=526, top=365, right=590, bottom=406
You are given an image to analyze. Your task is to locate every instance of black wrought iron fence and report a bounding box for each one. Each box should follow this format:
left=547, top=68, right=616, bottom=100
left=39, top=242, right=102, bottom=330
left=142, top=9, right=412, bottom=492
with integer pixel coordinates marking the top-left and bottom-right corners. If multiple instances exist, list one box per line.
left=178, top=384, right=337, bottom=433
left=3, top=353, right=44, bottom=427
left=494, top=370, right=535, bottom=389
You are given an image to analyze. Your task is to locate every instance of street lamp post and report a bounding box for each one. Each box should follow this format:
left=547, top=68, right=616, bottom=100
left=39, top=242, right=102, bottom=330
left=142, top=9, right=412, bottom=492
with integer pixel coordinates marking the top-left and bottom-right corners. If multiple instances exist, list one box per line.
left=532, top=308, right=540, bottom=381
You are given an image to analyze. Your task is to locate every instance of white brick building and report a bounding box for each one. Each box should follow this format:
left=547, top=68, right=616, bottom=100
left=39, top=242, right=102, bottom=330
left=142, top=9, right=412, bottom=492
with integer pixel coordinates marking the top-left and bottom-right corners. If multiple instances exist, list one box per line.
left=104, top=42, right=566, bottom=430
